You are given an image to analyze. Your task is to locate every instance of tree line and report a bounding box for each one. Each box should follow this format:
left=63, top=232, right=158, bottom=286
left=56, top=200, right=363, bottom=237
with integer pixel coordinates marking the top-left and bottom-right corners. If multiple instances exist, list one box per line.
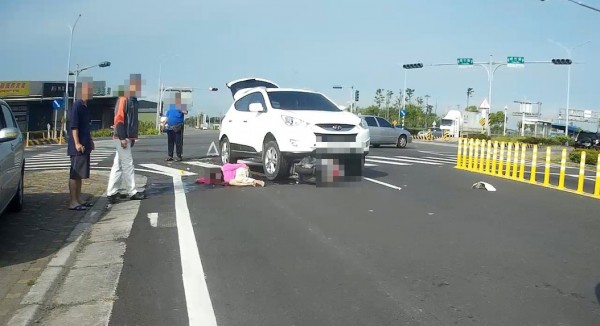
left=356, top=89, right=507, bottom=133
left=355, top=88, right=437, bottom=128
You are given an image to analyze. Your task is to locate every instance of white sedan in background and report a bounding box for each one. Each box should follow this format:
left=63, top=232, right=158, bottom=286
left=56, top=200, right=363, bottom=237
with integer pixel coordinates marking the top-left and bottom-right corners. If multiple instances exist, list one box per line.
left=359, top=115, right=412, bottom=148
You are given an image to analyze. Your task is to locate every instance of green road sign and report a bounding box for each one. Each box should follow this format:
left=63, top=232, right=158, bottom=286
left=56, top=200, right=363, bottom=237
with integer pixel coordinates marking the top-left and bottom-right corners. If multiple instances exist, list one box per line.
left=457, top=58, right=474, bottom=65
left=507, top=56, right=525, bottom=65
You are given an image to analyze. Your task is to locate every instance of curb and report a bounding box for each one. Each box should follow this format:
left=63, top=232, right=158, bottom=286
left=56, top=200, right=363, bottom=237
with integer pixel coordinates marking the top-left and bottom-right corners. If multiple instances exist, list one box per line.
left=6, top=194, right=108, bottom=326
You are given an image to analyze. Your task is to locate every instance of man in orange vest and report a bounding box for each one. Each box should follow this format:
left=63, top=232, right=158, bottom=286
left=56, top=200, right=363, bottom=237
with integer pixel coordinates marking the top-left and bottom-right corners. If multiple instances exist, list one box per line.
left=106, top=74, right=146, bottom=204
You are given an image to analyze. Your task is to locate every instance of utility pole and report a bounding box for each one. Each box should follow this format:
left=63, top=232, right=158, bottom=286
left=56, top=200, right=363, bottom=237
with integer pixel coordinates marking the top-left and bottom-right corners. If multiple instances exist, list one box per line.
left=424, top=94, right=431, bottom=127
left=503, top=106, right=508, bottom=136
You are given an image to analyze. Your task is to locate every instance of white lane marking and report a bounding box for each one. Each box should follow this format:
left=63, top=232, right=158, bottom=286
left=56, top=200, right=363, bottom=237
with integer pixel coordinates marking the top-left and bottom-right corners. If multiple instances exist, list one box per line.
left=147, top=212, right=158, bottom=227
left=139, top=163, right=197, bottom=176
left=364, top=177, right=402, bottom=190
left=417, top=150, right=456, bottom=156
left=184, top=161, right=222, bottom=168
left=422, top=156, right=457, bottom=163
left=364, top=163, right=378, bottom=167
left=172, top=174, right=218, bottom=325
left=370, top=156, right=442, bottom=165
left=365, top=159, right=411, bottom=166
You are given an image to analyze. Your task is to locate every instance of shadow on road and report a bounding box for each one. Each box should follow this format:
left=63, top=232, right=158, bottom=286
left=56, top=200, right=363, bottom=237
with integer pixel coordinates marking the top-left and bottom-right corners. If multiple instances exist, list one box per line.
left=595, top=283, right=600, bottom=305
left=0, top=192, right=98, bottom=269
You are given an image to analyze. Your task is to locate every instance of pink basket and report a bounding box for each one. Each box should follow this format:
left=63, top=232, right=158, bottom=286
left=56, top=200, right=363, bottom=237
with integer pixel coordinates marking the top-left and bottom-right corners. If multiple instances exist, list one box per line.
left=221, top=163, right=247, bottom=183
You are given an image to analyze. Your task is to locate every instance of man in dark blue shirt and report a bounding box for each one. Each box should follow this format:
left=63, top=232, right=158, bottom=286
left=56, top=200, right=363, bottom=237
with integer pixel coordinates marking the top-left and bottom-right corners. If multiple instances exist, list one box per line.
left=67, top=79, right=95, bottom=210
left=164, top=92, right=188, bottom=161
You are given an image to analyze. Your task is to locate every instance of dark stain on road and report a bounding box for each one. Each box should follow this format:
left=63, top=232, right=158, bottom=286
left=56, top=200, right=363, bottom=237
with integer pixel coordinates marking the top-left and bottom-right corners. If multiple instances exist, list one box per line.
left=595, top=283, right=600, bottom=305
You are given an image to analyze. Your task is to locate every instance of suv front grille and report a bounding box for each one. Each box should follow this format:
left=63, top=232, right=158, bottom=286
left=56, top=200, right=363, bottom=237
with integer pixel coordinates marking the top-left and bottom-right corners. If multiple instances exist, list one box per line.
left=315, top=133, right=357, bottom=142
left=316, top=124, right=355, bottom=132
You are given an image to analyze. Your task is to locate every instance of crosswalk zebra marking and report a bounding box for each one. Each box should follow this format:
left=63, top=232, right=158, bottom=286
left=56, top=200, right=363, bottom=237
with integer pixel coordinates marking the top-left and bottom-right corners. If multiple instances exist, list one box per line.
left=369, top=156, right=443, bottom=165
left=25, top=147, right=115, bottom=171
left=365, top=158, right=411, bottom=166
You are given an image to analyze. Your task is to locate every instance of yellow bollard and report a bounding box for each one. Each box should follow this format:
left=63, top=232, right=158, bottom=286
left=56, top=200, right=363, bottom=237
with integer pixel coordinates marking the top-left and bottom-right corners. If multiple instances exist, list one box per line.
left=473, top=139, right=480, bottom=171
left=577, top=151, right=586, bottom=193
left=478, top=139, right=486, bottom=173
left=462, top=137, right=469, bottom=169
left=504, top=143, right=513, bottom=177
left=595, top=155, right=600, bottom=197
left=519, top=143, right=527, bottom=180
left=26, top=132, right=30, bottom=148
left=497, top=142, right=505, bottom=176
left=512, top=143, right=520, bottom=180
left=543, top=146, right=551, bottom=186
left=558, top=148, right=567, bottom=189
left=491, top=141, right=498, bottom=175
left=485, top=140, right=492, bottom=173
left=456, top=138, right=463, bottom=168
left=468, top=139, right=474, bottom=170
left=530, top=145, right=538, bottom=183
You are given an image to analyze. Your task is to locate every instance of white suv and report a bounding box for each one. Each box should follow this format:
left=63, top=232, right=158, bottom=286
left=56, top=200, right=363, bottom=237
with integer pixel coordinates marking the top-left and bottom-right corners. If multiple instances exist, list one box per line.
left=219, top=78, right=370, bottom=180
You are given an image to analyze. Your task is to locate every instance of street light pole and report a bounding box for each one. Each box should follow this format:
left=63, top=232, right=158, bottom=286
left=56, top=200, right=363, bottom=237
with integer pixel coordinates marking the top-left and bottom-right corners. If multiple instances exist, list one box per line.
left=476, top=55, right=505, bottom=137
left=62, top=14, right=81, bottom=138
left=71, top=61, right=111, bottom=103
left=540, top=0, right=600, bottom=13
left=549, top=39, right=591, bottom=136
left=332, top=85, right=354, bottom=113
left=402, top=69, right=407, bottom=128
left=156, top=54, right=179, bottom=130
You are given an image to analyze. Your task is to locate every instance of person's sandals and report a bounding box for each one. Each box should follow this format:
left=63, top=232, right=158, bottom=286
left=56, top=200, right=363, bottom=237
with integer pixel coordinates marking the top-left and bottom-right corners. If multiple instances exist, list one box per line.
left=81, top=201, right=94, bottom=207
left=69, top=204, right=87, bottom=211
left=130, top=192, right=146, bottom=200
left=176, top=156, right=183, bottom=161
left=166, top=157, right=174, bottom=161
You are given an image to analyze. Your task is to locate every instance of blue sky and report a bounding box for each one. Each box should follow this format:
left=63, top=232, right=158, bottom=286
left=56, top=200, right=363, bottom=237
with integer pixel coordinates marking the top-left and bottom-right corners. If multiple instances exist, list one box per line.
left=1, top=0, right=599, bottom=129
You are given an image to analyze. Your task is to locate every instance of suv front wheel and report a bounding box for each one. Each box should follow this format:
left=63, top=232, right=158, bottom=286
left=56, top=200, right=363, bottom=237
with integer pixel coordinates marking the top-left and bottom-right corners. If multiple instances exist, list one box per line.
left=263, top=140, right=289, bottom=181
left=220, top=137, right=237, bottom=165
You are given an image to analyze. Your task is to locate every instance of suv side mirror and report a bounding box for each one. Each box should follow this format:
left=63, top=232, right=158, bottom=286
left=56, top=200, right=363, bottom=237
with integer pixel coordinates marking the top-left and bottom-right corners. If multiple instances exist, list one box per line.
left=0, top=127, right=19, bottom=143
left=249, top=102, right=265, bottom=112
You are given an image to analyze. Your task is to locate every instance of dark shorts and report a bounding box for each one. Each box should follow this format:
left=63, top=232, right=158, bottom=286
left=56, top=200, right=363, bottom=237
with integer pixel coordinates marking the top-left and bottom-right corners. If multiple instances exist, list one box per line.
left=70, top=154, right=91, bottom=180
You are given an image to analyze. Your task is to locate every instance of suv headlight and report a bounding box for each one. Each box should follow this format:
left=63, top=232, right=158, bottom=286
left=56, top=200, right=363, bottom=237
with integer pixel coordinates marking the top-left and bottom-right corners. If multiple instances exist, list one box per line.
left=359, top=119, right=368, bottom=129
left=281, top=115, right=307, bottom=127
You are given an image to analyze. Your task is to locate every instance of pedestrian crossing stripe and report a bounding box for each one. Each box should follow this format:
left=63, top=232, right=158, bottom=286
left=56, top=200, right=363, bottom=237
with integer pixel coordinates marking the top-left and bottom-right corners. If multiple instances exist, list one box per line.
left=25, top=147, right=115, bottom=171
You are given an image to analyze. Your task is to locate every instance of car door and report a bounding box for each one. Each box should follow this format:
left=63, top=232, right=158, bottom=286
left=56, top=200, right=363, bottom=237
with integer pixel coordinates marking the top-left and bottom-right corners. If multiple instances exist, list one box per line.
left=375, top=117, right=396, bottom=143
left=1, top=104, right=20, bottom=194
left=244, top=91, right=269, bottom=152
left=0, top=106, right=11, bottom=211
left=226, top=93, right=252, bottom=151
left=364, top=116, right=381, bottom=144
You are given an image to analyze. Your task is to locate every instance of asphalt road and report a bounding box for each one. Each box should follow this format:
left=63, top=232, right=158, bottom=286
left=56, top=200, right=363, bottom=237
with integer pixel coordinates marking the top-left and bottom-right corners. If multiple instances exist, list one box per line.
left=92, top=130, right=600, bottom=325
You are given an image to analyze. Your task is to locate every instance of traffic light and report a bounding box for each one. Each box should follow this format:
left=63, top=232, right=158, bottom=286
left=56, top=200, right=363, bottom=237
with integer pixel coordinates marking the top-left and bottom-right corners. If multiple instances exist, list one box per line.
left=552, top=59, right=572, bottom=65
left=402, top=63, right=424, bottom=69
left=355, top=90, right=359, bottom=102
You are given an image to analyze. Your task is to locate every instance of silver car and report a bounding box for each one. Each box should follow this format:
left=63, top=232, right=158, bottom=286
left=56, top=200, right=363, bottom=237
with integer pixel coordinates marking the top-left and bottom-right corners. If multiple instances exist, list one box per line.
left=360, top=115, right=412, bottom=148
left=0, top=100, right=25, bottom=215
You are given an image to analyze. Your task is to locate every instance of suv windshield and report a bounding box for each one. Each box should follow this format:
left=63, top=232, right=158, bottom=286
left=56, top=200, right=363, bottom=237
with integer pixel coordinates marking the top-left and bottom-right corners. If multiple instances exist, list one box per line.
left=267, top=91, right=341, bottom=111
